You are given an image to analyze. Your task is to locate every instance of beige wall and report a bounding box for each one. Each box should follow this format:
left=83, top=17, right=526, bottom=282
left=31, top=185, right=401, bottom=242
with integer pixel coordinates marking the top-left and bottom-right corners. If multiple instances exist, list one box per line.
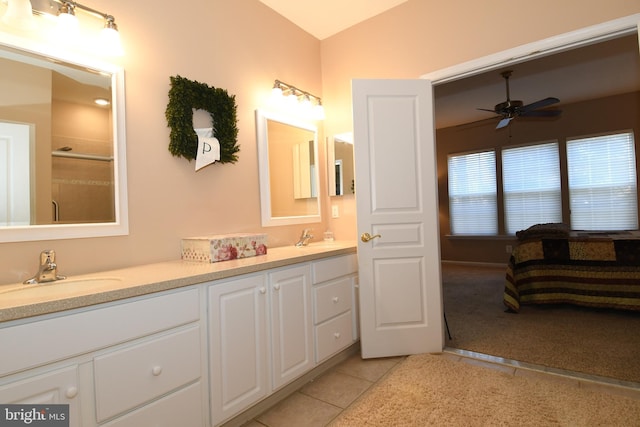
left=320, top=0, right=640, bottom=253
left=1, top=0, right=639, bottom=284
left=0, top=1, right=326, bottom=284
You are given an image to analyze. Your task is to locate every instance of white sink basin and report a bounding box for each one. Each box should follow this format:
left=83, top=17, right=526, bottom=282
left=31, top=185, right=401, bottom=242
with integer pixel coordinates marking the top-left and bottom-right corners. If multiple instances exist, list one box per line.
left=0, top=277, right=123, bottom=296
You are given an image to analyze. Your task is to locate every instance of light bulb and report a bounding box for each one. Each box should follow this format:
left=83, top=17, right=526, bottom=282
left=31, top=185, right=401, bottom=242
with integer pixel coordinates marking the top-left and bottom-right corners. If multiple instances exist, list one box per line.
left=100, top=26, right=124, bottom=56
left=300, top=95, right=313, bottom=117
left=286, top=91, right=298, bottom=109
left=56, top=9, right=79, bottom=40
left=314, top=103, right=326, bottom=121
left=2, top=0, right=36, bottom=30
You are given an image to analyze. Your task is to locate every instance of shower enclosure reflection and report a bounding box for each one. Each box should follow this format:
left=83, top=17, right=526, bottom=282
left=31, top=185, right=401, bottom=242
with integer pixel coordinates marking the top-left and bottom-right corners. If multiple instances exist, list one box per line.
left=1, top=51, right=114, bottom=226
left=0, top=37, right=128, bottom=242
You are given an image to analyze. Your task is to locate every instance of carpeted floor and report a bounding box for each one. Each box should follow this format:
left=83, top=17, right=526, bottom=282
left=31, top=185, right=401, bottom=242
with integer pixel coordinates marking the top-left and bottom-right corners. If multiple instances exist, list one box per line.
left=442, top=263, right=640, bottom=383
left=330, top=353, right=640, bottom=426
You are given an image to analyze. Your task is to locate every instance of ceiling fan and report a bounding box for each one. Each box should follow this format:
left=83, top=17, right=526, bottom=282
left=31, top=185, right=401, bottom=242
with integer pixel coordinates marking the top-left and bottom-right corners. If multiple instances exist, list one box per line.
left=479, top=70, right=561, bottom=129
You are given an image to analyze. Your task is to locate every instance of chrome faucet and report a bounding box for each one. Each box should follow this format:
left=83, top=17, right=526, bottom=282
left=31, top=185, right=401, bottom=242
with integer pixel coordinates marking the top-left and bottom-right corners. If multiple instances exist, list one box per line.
left=295, top=228, right=314, bottom=247
left=24, top=250, right=66, bottom=284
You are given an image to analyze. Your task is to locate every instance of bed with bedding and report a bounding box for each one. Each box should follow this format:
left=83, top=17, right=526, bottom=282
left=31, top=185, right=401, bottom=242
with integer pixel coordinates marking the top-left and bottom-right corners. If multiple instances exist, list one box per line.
left=504, top=224, right=640, bottom=312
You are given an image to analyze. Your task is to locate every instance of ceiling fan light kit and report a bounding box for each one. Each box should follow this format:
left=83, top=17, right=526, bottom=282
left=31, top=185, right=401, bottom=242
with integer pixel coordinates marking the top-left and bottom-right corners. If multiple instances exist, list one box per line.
left=479, top=70, right=562, bottom=129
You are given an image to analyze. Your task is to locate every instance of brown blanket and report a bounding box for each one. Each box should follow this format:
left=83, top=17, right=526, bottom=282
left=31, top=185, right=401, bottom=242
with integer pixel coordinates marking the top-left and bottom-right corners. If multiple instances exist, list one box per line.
left=504, top=233, right=640, bottom=312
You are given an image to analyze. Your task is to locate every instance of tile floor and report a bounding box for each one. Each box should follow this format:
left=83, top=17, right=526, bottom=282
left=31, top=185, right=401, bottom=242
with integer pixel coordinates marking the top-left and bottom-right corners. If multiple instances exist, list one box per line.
left=242, top=348, right=640, bottom=427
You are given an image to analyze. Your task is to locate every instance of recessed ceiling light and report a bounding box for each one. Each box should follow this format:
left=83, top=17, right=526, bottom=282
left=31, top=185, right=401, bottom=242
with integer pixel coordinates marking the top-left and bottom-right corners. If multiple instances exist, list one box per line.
left=94, top=98, right=110, bottom=106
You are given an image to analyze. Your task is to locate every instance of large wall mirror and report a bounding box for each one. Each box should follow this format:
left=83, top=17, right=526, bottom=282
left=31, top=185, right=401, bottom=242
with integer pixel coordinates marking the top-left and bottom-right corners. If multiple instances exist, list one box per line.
left=327, top=132, right=354, bottom=196
left=0, top=35, right=128, bottom=242
left=256, top=110, right=321, bottom=227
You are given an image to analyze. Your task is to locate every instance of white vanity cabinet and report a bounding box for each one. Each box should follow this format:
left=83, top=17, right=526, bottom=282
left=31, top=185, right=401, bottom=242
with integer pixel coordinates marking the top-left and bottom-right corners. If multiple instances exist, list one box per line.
left=0, top=245, right=357, bottom=427
left=0, top=288, right=204, bottom=427
left=312, top=254, right=359, bottom=363
left=0, top=365, right=81, bottom=427
left=208, top=264, right=313, bottom=426
left=208, top=255, right=357, bottom=426
left=268, top=264, right=314, bottom=389
left=208, top=274, right=269, bottom=426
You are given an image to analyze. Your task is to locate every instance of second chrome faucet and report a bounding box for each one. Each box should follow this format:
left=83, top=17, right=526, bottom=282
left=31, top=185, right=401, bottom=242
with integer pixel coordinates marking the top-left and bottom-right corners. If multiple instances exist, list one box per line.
left=295, top=228, right=314, bottom=247
left=24, top=250, right=66, bottom=284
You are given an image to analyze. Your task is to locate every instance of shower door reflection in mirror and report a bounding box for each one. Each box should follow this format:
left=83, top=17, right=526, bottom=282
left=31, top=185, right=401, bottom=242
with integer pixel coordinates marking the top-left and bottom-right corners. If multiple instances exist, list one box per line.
left=0, top=36, right=128, bottom=242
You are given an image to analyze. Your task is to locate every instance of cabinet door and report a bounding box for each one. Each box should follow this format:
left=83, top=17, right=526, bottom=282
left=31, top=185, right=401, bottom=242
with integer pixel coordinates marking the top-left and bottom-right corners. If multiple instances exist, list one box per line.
left=209, top=274, right=269, bottom=426
left=269, top=264, right=313, bottom=390
left=0, top=366, right=81, bottom=427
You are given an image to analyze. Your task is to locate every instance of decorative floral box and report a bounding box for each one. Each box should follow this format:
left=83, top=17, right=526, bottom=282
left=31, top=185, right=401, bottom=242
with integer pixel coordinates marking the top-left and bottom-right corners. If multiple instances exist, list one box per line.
left=181, top=233, right=268, bottom=263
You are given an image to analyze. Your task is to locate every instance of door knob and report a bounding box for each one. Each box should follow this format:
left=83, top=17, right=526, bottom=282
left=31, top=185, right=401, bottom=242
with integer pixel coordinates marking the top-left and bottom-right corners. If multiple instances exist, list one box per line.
left=361, top=232, right=381, bottom=243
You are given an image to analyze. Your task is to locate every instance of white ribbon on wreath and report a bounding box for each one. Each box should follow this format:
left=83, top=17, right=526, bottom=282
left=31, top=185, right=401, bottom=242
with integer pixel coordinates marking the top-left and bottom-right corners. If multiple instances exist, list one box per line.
left=194, top=127, right=221, bottom=171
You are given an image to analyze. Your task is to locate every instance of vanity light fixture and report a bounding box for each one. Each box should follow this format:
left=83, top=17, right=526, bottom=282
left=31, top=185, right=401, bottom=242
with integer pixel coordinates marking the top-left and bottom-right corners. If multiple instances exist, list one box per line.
left=270, top=79, right=325, bottom=121
left=55, top=1, right=79, bottom=39
left=1, top=0, right=124, bottom=56
left=1, top=0, right=36, bottom=30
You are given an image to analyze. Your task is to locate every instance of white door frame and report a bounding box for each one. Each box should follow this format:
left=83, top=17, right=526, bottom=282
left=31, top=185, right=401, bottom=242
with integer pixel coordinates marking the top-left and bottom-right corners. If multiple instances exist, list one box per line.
left=422, top=15, right=639, bottom=86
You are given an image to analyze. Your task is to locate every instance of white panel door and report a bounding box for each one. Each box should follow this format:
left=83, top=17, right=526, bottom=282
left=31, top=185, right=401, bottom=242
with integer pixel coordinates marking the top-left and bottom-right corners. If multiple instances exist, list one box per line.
left=352, top=79, right=443, bottom=358
left=0, top=122, right=31, bottom=226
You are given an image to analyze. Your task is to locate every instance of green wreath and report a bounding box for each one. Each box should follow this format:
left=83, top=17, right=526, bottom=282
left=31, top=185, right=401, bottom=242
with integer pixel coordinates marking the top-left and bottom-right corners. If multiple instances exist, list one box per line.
left=165, top=75, right=239, bottom=163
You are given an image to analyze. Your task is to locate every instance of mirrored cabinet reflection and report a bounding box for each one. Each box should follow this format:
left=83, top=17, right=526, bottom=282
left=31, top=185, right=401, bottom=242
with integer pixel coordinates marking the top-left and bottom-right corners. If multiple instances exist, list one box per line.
left=328, top=133, right=354, bottom=196
left=256, top=110, right=321, bottom=227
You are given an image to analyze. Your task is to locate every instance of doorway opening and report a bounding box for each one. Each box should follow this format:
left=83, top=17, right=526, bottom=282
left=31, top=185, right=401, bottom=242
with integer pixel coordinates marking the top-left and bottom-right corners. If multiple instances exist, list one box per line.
left=425, top=14, right=640, bottom=380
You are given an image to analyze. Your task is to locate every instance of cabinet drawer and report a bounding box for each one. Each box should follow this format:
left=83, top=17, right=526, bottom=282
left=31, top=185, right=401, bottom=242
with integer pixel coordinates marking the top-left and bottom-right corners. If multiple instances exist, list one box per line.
left=101, top=382, right=203, bottom=427
left=312, top=254, right=357, bottom=284
left=94, top=325, right=201, bottom=422
left=0, top=288, right=200, bottom=377
left=315, top=311, right=353, bottom=363
left=313, top=277, right=352, bottom=324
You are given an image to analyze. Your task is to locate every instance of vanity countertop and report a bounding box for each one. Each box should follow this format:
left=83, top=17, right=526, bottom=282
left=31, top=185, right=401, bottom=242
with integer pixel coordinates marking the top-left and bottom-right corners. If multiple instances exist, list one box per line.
left=0, top=241, right=357, bottom=323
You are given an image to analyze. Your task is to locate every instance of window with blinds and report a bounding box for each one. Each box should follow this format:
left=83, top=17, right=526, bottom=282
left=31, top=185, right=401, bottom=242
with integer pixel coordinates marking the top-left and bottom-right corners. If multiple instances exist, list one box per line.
left=502, top=142, right=562, bottom=234
left=448, top=150, right=497, bottom=235
left=567, top=132, right=638, bottom=230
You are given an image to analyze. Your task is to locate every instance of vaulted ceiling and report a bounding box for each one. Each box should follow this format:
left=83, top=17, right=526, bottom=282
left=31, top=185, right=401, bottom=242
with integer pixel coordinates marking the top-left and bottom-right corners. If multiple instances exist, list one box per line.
left=258, top=0, right=408, bottom=40
left=260, top=3, right=640, bottom=129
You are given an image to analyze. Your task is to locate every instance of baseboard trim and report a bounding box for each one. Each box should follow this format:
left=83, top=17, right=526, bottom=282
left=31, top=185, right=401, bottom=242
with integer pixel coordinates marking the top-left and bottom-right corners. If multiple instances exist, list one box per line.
left=441, top=260, right=507, bottom=269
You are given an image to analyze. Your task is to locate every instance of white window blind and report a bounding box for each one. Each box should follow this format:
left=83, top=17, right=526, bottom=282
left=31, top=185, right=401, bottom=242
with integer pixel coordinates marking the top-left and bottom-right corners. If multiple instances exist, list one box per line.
left=502, top=142, right=562, bottom=234
left=448, top=150, right=497, bottom=235
left=567, top=132, right=638, bottom=230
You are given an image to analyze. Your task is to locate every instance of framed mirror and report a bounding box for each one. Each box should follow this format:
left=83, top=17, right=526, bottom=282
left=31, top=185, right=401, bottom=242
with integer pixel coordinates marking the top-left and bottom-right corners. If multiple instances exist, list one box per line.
left=256, top=110, right=321, bottom=227
left=327, top=132, right=354, bottom=196
left=0, top=35, right=128, bottom=242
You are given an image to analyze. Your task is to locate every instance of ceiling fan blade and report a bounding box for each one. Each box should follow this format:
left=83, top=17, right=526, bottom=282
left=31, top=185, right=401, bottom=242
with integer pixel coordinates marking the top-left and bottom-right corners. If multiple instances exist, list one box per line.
left=496, top=117, right=512, bottom=129
left=520, top=97, right=560, bottom=112
left=519, top=109, right=562, bottom=117
left=477, top=108, right=497, bottom=113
